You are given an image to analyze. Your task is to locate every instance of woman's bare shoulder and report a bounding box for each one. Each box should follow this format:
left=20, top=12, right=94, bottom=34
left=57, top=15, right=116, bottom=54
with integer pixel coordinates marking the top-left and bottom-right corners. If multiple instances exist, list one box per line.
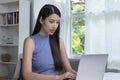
left=59, top=37, right=64, bottom=44
left=59, top=37, right=66, bottom=50
left=23, top=36, right=35, bottom=53
left=23, top=37, right=34, bottom=48
left=24, top=37, right=33, bottom=43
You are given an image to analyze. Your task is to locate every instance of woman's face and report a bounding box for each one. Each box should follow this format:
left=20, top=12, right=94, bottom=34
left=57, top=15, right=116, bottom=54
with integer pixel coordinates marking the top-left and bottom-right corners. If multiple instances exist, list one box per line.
left=40, top=14, right=60, bottom=36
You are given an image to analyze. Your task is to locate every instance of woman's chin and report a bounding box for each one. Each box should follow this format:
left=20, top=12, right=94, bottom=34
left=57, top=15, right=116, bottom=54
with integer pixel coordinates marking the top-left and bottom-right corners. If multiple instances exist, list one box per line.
left=49, top=32, right=54, bottom=35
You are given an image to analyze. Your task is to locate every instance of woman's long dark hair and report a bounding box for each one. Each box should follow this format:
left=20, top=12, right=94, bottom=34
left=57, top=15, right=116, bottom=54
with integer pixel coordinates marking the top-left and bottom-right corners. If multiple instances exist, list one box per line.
left=32, top=4, right=63, bottom=71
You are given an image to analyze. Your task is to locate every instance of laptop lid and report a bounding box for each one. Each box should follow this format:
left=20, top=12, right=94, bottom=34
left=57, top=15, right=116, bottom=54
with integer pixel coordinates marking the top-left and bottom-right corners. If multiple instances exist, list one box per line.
left=76, top=54, right=108, bottom=80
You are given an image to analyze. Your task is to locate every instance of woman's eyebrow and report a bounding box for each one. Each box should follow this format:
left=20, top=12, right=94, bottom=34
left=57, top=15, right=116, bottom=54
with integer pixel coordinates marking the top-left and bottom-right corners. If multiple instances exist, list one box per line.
left=49, top=19, right=60, bottom=21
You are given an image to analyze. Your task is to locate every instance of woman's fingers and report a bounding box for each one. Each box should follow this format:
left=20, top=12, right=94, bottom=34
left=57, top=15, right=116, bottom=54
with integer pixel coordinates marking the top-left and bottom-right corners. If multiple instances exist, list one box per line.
left=63, top=72, right=76, bottom=79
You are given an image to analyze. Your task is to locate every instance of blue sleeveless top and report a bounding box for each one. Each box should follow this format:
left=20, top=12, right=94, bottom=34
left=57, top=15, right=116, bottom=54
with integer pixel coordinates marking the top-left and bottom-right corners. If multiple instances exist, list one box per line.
left=31, top=33, right=58, bottom=75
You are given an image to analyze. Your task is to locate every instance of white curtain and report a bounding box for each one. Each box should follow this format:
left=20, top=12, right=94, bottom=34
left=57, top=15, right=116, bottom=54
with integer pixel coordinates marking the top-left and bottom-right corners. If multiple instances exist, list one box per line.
left=85, top=0, right=120, bottom=69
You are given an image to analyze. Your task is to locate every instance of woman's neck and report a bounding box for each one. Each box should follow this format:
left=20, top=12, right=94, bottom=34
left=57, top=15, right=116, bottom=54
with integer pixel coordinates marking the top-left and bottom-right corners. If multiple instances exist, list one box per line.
left=39, top=30, right=49, bottom=37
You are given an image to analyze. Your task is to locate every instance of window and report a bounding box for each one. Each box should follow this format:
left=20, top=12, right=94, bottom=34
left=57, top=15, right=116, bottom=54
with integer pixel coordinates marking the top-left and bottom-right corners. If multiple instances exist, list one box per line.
left=71, top=0, right=85, bottom=54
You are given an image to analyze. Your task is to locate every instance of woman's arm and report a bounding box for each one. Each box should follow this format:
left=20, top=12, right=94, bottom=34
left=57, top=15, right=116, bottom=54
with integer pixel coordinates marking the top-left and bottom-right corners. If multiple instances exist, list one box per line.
left=22, top=37, right=74, bottom=80
left=59, top=38, right=77, bottom=75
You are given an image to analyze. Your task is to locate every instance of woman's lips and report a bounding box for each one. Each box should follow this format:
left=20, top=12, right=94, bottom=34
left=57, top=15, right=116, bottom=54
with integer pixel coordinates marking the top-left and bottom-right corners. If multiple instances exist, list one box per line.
left=50, top=29, right=55, bottom=33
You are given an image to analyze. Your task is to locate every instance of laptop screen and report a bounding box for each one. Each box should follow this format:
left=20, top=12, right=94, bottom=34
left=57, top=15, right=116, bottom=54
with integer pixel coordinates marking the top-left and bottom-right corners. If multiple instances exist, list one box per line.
left=76, top=54, right=108, bottom=80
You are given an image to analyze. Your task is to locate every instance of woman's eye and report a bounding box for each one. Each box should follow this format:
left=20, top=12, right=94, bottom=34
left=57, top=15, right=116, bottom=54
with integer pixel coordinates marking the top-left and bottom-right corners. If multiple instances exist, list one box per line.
left=49, top=21, right=54, bottom=23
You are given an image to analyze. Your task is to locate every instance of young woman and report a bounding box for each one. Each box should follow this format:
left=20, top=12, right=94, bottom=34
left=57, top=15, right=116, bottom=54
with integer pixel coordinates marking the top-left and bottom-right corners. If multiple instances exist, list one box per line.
left=22, top=4, right=76, bottom=80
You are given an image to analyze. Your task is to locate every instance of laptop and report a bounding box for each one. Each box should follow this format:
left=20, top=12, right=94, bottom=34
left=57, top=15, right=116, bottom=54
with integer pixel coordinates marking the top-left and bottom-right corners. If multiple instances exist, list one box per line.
left=76, top=54, right=108, bottom=80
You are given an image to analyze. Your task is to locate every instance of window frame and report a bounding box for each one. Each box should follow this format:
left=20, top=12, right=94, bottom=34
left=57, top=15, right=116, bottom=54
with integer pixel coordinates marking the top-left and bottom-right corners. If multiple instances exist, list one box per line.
left=70, top=0, right=85, bottom=58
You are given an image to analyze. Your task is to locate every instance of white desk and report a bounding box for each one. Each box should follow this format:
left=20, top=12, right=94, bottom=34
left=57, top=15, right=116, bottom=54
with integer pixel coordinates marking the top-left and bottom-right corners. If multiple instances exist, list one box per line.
left=104, top=72, right=120, bottom=80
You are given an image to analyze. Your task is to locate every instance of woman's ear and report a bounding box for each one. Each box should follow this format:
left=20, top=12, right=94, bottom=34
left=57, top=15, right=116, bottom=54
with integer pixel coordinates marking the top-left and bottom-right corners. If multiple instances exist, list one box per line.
left=39, top=17, right=43, bottom=24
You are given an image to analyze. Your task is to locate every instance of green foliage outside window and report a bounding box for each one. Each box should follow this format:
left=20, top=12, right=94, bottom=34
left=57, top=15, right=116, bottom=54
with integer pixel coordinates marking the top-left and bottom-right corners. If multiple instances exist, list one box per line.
left=71, top=0, right=85, bottom=54
left=72, top=2, right=85, bottom=14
